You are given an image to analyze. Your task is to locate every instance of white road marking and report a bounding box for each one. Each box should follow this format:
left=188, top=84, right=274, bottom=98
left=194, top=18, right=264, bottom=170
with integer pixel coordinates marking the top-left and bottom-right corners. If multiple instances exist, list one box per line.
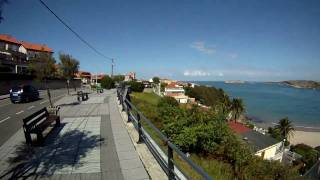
left=27, top=105, right=35, bottom=110
left=0, top=116, right=10, bottom=123
left=40, top=100, right=48, bottom=104
left=16, top=110, right=24, bottom=115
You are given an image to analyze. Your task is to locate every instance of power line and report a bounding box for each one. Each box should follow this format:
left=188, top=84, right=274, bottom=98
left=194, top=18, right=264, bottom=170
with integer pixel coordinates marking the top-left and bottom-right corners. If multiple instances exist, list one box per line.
left=38, top=0, right=114, bottom=62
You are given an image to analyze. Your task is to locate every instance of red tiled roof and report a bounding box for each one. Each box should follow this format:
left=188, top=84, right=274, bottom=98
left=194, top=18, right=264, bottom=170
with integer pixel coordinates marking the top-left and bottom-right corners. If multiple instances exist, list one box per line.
left=166, top=82, right=179, bottom=88
left=77, top=71, right=91, bottom=78
left=21, top=41, right=53, bottom=53
left=228, top=121, right=251, bottom=134
left=0, top=34, right=21, bottom=44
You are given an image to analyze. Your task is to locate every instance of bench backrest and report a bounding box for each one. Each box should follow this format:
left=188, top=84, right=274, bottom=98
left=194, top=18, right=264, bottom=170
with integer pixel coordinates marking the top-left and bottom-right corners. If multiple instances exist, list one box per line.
left=23, top=108, right=49, bottom=130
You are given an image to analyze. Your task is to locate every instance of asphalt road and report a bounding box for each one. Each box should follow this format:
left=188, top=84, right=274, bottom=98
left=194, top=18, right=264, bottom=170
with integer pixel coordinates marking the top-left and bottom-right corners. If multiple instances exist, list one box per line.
left=0, top=88, right=74, bottom=146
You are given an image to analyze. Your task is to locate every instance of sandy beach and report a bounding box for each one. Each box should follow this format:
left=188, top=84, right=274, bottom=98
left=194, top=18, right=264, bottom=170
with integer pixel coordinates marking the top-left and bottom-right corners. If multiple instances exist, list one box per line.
left=254, top=121, right=320, bottom=148
left=289, top=130, right=320, bottom=148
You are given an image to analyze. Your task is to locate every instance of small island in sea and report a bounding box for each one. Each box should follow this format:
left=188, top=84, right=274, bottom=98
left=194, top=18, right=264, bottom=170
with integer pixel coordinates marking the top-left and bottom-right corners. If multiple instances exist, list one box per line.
left=224, top=80, right=245, bottom=84
left=282, top=80, right=320, bottom=89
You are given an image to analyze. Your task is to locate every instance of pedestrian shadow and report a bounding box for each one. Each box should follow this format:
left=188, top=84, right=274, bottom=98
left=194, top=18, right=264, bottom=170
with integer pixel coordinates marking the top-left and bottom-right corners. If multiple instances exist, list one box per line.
left=0, top=123, right=104, bottom=179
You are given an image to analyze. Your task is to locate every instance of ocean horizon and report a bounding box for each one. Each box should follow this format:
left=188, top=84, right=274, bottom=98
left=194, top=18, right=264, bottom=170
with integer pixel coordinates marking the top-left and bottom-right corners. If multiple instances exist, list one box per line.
left=192, top=81, right=320, bottom=129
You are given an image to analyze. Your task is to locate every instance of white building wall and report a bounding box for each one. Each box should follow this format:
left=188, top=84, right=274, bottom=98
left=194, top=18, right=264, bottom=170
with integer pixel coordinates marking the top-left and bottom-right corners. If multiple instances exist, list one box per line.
left=178, top=98, right=188, bottom=104
left=255, top=142, right=282, bottom=160
left=18, top=45, right=27, bottom=54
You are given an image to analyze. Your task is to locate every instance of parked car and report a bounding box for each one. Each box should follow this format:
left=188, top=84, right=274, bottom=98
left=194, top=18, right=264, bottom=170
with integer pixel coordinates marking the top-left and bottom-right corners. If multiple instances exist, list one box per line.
left=10, top=85, right=39, bottom=103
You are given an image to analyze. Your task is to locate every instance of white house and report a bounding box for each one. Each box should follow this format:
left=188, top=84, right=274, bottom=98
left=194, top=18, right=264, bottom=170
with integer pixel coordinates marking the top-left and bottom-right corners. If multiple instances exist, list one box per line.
left=228, top=121, right=284, bottom=161
left=164, top=82, right=185, bottom=95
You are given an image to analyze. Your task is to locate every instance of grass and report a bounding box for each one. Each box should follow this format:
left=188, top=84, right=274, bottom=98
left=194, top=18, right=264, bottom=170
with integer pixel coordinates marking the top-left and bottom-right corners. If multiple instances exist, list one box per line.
left=130, top=92, right=235, bottom=179
left=131, top=92, right=161, bottom=106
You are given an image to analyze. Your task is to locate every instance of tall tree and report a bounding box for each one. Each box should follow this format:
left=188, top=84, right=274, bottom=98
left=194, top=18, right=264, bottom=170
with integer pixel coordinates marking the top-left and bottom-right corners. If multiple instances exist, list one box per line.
left=152, top=76, right=160, bottom=83
left=28, top=52, right=56, bottom=107
left=275, top=117, right=295, bottom=141
left=59, top=53, right=79, bottom=94
left=230, top=98, right=245, bottom=122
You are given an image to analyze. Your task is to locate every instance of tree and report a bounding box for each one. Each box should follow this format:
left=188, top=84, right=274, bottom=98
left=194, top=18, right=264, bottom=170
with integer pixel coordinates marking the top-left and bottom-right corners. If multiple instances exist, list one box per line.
left=101, top=75, right=115, bottom=89
left=112, top=75, right=125, bottom=82
left=230, top=98, right=245, bottom=122
left=160, top=82, right=167, bottom=92
left=275, top=117, right=295, bottom=141
left=125, top=81, right=144, bottom=92
left=59, top=53, right=79, bottom=94
left=28, top=52, right=56, bottom=107
left=152, top=76, right=160, bottom=83
left=291, top=143, right=320, bottom=171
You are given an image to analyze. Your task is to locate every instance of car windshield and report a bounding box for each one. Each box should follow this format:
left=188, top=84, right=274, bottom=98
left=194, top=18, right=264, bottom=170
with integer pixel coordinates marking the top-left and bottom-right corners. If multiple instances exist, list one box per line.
left=11, top=86, right=22, bottom=92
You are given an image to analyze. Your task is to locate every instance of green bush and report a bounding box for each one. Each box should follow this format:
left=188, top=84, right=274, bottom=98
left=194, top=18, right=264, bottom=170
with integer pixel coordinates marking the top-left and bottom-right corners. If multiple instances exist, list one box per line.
left=158, top=96, right=179, bottom=108
left=125, top=81, right=144, bottom=92
left=291, top=143, right=320, bottom=170
left=100, top=75, right=115, bottom=89
left=184, top=85, right=230, bottom=108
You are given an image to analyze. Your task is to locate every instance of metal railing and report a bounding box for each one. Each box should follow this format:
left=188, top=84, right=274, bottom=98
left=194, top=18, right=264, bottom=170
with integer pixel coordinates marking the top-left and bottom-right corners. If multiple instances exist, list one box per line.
left=117, top=85, right=212, bottom=180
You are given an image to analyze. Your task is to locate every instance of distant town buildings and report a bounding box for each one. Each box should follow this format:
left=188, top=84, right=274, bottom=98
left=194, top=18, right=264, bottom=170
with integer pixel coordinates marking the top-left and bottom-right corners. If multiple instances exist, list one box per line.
left=0, top=34, right=53, bottom=74
left=75, top=71, right=92, bottom=84
left=163, top=82, right=195, bottom=104
left=124, top=72, right=136, bottom=81
left=160, top=78, right=177, bottom=84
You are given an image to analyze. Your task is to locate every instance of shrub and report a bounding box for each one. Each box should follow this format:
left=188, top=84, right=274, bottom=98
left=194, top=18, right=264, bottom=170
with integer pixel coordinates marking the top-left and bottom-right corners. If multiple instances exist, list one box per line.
left=126, top=81, right=144, bottom=92
left=158, top=96, right=179, bottom=108
left=100, top=75, right=115, bottom=89
left=291, top=143, right=320, bottom=170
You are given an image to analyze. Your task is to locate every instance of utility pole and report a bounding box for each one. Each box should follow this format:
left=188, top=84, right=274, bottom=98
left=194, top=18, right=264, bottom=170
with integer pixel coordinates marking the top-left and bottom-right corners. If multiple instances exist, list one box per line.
left=111, top=58, right=114, bottom=78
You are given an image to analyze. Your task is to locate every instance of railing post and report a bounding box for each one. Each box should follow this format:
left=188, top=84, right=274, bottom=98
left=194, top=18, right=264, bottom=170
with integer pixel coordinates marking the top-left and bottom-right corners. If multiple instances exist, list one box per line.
left=137, top=113, right=143, bottom=143
left=121, top=97, right=125, bottom=112
left=126, top=102, right=131, bottom=122
left=168, top=142, right=175, bottom=180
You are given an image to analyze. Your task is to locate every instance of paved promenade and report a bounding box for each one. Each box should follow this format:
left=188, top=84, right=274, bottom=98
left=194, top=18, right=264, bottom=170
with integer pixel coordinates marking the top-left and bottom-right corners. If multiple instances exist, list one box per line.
left=0, top=89, right=149, bottom=179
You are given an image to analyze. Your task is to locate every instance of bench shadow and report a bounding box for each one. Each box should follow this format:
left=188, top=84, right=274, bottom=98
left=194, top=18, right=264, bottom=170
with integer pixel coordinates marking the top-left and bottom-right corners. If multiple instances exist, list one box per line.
left=0, top=123, right=104, bottom=179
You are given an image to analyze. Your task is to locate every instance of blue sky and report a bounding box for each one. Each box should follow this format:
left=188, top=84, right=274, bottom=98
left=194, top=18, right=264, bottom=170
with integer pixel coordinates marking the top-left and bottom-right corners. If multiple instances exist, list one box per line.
left=1, top=0, right=320, bottom=81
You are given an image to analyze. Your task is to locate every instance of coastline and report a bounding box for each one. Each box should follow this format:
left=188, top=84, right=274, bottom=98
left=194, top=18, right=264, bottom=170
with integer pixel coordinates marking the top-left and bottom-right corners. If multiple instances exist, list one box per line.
left=252, top=120, right=320, bottom=148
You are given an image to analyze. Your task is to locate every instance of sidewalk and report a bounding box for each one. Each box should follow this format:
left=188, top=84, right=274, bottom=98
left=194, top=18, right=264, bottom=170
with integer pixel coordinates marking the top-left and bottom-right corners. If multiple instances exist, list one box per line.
left=0, top=89, right=149, bottom=179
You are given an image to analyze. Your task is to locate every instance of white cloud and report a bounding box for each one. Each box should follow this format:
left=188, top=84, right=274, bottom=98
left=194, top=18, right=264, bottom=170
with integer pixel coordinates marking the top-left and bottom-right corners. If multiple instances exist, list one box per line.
left=190, top=41, right=216, bottom=54
left=218, top=72, right=224, bottom=77
left=228, top=53, right=238, bottom=59
left=183, top=70, right=211, bottom=77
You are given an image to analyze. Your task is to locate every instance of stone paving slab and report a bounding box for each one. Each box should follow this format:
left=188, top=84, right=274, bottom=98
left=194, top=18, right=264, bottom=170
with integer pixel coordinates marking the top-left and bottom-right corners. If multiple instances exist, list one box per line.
left=0, top=90, right=151, bottom=180
left=109, top=94, right=149, bottom=180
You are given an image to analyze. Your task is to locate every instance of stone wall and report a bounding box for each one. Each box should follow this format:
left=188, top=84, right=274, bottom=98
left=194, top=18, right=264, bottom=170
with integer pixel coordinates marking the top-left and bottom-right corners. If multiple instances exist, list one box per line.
left=0, top=79, right=81, bottom=95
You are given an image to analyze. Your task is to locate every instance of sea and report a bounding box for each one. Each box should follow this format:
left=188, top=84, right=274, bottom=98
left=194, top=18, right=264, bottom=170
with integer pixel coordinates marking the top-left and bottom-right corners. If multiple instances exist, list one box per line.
left=193, top=81, right=320, bottom=129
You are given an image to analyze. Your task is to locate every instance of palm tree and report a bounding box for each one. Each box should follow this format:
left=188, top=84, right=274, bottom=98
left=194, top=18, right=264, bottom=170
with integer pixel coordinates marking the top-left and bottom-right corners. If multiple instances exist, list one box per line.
left=221, top=93, right=231, bottom=115
left=275, top=117, right=295, bottom=141
left=231, top=98, right=245, bottom=122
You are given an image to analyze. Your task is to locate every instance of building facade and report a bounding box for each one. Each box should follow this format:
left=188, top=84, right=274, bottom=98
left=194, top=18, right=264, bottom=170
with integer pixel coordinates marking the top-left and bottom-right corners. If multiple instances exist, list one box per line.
left=0, top=34, right=53, bottom=74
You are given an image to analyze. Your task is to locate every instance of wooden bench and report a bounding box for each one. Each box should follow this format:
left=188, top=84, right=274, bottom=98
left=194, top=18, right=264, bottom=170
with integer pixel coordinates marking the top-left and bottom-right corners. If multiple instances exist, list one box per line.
left=77, top=91, right=89, bottom=101
left=23, top=107, right=60, bottom=145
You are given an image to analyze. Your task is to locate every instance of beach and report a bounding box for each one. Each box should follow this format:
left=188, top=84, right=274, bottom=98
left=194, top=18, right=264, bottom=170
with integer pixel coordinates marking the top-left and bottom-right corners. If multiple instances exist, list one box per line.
left=289, top=129, right=320, bottom=148
left=253, top=122, right=320, bottom=147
